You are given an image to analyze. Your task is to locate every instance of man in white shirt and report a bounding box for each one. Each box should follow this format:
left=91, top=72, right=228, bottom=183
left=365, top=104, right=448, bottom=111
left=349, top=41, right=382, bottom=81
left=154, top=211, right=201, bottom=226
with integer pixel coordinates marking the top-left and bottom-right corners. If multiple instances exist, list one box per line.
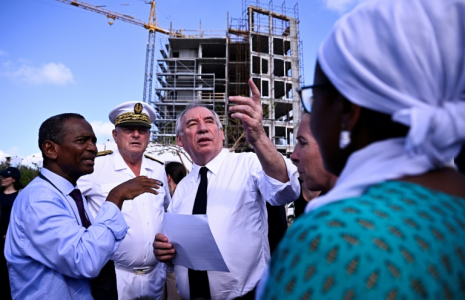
left=78, top=101, right=171, bottom=300
left=154, top=79, right=300, bottom=300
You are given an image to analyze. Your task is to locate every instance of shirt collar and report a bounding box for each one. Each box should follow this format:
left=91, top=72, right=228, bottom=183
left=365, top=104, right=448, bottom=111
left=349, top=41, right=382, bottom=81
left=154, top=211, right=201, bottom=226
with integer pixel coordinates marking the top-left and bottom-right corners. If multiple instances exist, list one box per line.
left=114, top=149, right=150, bottom=175
left=41, top=167, right=76, bottom=196
left=114, top=149, right=128, bottom=171
left=192, top=148, right=228, bottom=179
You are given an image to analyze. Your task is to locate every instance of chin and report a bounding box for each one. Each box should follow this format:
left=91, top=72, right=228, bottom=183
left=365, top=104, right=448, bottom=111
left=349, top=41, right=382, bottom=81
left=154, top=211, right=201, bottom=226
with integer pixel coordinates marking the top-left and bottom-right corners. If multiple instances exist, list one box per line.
left=128, top=145, right=144, bottom=152
left=82, top=166, right=95, bottom=175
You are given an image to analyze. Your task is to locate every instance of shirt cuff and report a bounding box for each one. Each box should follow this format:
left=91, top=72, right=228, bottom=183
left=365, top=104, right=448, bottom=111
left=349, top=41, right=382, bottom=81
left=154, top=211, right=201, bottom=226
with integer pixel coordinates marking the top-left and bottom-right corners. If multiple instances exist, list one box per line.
left=264, top=158, right=299, bottom=194
left=94, top=202, right=129, bottom=240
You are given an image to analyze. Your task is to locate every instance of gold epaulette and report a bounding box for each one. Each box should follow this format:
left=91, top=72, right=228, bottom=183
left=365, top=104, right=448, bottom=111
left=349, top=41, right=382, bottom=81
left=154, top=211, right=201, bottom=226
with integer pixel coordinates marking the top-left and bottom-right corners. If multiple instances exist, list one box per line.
left=97, top=150, right=113, bottom=157
left=144, top=154, right=164, bottom=165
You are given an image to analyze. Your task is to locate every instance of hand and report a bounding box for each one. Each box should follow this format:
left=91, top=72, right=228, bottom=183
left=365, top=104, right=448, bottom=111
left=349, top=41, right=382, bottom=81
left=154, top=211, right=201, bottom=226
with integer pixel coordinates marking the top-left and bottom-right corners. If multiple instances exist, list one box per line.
left=230, top=79, right=290, bottom=183
left=229, top=78, right=267, bottom=146
left=106, top=176, right=163, bottom=209
left=153, top=233, right=175, bottom=265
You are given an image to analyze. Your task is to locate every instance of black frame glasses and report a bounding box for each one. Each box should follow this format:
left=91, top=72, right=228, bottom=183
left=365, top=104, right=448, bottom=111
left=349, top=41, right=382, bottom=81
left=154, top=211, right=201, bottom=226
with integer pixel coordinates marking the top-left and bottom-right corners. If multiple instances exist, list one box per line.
left=297, top=84, right=330, bottom=113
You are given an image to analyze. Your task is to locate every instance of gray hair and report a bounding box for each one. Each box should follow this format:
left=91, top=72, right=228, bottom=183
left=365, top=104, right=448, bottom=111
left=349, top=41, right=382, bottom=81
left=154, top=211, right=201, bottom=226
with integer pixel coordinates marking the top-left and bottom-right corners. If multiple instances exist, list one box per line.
left=175, top=103, right=223, bottom=136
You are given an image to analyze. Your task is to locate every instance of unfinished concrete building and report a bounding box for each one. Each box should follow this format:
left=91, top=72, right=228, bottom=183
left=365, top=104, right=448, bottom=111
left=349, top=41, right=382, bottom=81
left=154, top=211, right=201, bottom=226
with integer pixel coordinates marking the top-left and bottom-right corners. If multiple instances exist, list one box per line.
left=154, top=0, right=303, bottom=155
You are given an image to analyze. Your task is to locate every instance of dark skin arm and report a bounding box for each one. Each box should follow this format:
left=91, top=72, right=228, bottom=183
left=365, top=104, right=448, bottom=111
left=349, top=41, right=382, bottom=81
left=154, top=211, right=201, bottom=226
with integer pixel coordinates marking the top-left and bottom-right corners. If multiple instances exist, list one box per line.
left=106, top=176, right=163, bottom=210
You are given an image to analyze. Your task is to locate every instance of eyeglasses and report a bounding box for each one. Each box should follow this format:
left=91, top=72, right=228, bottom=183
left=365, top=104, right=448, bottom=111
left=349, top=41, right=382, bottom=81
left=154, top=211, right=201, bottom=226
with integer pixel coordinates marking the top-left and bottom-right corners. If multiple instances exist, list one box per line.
left=297, top=84, right=330, bottom=113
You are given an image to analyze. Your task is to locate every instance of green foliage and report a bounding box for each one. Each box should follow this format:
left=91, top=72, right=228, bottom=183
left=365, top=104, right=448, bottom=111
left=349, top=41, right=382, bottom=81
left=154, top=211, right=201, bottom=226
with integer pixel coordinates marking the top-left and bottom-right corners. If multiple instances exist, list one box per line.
left=0, top=161, right=41, bottom=188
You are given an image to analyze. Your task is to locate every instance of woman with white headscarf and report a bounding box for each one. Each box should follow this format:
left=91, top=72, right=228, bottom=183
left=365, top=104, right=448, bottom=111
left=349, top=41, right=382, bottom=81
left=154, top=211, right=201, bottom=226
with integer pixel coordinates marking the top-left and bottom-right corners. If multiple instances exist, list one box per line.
left=261, top=0, right=465, bottom=298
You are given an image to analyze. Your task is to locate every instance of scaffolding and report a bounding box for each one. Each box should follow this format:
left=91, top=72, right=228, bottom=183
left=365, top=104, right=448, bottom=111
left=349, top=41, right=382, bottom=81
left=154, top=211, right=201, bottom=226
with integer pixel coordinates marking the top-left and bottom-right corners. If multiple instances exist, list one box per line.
left=154, top=0, right=302, bottom=154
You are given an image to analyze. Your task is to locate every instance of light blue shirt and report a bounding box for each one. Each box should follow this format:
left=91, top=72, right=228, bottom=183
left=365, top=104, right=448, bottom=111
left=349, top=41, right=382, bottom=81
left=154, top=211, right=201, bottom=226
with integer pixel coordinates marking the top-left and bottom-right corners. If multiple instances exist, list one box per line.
left=4, top=168, right=128, bottom=300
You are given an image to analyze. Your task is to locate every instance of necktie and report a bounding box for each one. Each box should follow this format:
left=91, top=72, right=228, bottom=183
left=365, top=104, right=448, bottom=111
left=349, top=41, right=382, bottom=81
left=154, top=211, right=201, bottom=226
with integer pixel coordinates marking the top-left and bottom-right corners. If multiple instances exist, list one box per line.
left=189, top=167, right=211, bottom=299
left=69, top=189, right=91, bottom=228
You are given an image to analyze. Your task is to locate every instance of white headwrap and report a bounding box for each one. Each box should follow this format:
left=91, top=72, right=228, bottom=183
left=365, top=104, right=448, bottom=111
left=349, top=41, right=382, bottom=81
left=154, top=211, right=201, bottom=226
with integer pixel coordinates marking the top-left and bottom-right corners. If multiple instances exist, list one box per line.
left=306, top=0, right=465, bottom=212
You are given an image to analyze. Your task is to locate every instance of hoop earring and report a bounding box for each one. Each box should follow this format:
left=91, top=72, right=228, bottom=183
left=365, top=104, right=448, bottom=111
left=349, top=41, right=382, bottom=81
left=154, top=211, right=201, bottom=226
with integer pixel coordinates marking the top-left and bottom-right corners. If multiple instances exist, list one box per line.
left=339, top=130, right=351, bottom=149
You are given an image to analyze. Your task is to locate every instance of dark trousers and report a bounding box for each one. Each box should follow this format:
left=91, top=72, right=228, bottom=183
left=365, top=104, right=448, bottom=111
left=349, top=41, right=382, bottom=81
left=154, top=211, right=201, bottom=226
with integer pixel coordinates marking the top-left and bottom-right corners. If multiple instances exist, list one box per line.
left=91, top=260, right=118, bottom=300
left=191, top=286, right=256, bottom=300
left=234, top=286, right=256, bottom=300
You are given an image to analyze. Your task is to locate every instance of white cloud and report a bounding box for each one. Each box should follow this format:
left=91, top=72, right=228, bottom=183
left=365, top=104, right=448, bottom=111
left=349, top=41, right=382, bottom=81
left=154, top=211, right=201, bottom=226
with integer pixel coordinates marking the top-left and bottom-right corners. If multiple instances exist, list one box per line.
left=2, top=62, right=75, bottom=86
left=0, top=150, right=10, bottom=161
left=5, top=147, right=19, bottom=156
left=21, top=153, right=43, bottom=168
left=0, top=150, right=43, bottom=168
left=89, top=120, right=115, bottom=144
left=323, top=0, right=371, bottom=13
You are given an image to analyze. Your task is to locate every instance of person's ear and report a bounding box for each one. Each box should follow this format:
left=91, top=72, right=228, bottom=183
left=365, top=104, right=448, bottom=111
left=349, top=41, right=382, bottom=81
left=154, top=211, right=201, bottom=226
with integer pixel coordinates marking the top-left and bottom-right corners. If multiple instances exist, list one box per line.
left=340, top=96, right=361, bottom=132
left=112, top=129, right=118, bottom=143
left=42, top=140, right=59, bottom=160
left=220, top=129, right=225, bottom=141
left=176, top=135, right=184, bottom=147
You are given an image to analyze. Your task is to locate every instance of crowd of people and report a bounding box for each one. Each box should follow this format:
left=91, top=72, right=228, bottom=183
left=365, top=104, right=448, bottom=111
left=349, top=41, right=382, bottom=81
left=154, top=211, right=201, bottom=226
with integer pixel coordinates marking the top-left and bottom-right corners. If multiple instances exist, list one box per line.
left=2, top=0, right=465, bottom=299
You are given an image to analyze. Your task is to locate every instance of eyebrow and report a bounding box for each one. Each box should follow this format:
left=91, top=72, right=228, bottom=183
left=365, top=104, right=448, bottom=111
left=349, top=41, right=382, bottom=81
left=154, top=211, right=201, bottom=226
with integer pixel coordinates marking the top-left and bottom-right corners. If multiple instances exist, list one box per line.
left=185, top=118, right=198, bottom=125
left=74, top=134, right=96, bottom=141
left=185, top=116, right=215, bottom=124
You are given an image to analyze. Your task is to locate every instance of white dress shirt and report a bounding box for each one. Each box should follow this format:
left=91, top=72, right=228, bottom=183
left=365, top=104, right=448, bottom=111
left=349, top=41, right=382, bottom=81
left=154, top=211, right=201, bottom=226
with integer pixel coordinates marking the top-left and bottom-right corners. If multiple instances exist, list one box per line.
left=78, top=149, right=171, bottom=300
left=169, top=149, right=299, bottom=300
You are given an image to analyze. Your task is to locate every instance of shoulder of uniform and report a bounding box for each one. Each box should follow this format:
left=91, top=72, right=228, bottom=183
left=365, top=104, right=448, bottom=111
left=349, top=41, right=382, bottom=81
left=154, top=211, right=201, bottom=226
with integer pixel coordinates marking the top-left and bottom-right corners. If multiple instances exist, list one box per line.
left=96, top=150, right=113, bottom=157
left=144, top=154, right=164, bottom=165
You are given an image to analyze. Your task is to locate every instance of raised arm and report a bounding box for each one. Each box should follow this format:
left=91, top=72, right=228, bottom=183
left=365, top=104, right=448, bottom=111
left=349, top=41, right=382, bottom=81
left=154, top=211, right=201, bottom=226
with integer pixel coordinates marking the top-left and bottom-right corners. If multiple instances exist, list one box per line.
left=229, top=78, right=289, bottom=183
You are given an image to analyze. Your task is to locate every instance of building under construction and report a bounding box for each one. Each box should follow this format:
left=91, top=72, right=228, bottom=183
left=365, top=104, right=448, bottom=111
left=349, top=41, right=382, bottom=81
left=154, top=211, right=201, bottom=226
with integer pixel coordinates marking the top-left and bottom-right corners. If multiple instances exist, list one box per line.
left=154, top=0, right=303, bottom=155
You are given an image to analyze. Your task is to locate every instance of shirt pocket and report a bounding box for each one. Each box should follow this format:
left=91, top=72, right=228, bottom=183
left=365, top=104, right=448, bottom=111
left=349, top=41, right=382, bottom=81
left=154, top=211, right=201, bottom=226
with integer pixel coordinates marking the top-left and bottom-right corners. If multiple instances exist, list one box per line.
left=100, top=182, right=133, bottom=212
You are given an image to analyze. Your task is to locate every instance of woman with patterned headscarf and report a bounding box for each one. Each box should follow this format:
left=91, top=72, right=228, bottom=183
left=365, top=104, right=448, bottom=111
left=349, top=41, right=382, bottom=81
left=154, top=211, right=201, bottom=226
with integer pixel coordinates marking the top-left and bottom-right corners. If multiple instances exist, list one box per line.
left=261, top=0, right=465, bottom=298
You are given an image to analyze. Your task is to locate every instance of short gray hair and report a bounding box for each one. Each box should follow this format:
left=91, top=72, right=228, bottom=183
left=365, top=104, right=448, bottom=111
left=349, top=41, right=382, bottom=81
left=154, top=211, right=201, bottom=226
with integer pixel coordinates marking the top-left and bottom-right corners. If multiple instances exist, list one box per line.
left=175, top=103, right=223, bottom=136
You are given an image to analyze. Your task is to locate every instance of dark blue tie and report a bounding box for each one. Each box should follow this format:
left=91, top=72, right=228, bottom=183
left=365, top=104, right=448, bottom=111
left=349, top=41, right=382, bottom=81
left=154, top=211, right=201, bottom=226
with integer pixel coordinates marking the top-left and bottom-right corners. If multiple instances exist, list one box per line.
left=188, top=167, right=211, bottom=299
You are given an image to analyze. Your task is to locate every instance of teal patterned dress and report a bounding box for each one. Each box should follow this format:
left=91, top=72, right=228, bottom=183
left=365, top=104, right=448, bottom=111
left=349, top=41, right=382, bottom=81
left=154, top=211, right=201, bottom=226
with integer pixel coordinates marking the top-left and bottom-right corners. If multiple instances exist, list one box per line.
left=262, top=181, right=465, bottom=299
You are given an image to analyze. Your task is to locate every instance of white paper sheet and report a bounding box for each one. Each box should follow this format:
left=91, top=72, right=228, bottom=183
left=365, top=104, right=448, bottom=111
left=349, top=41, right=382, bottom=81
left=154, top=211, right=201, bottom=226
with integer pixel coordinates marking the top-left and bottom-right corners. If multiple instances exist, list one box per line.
left=161, top=214, right=229, bottom=272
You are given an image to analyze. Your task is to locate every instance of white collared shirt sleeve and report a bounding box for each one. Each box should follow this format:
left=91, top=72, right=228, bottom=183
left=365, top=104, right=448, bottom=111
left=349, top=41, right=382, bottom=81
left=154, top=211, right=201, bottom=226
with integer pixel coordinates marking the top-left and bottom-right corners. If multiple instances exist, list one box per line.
left=254, top=156, right=300, bottom=206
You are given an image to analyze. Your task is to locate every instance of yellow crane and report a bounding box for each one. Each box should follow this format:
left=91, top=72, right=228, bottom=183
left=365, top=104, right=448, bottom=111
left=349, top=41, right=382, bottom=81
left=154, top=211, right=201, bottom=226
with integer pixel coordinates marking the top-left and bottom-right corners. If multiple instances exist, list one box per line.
left=54, top=0, right=185, bottom=103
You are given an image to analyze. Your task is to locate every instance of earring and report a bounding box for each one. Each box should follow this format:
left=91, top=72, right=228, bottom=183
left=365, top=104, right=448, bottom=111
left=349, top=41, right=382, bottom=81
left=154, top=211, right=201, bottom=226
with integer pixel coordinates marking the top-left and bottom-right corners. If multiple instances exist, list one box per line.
left=339, top=130, right=351, bottom=149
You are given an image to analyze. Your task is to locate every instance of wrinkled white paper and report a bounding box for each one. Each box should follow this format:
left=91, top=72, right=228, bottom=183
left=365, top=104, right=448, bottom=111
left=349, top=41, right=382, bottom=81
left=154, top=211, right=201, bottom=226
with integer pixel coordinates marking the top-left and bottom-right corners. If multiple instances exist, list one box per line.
left=162, top=214, right=229, bottom=272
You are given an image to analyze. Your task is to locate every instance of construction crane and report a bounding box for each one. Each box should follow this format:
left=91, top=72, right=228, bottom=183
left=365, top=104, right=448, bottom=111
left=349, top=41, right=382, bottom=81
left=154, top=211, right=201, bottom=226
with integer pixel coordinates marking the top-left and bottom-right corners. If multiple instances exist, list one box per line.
left=54, top=0, right=185, bottom=103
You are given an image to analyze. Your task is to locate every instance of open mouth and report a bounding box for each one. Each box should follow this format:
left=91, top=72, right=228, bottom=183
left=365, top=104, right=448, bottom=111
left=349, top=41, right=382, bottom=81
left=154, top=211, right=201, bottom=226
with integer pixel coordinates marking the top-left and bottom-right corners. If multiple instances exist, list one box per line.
left=198, top=137, right=211, bottom=144
left=82, top=157, right=95, bottom=165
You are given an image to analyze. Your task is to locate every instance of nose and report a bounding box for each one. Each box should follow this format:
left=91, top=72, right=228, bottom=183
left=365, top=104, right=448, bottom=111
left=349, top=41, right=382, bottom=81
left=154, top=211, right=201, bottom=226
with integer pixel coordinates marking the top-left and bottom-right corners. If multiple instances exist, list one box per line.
left=133, top=128, right=147, bottom=138
left=197, top=121, right=208, bottom=133
left=87, top=140, right=98, bottom=154
left=290, top=148, right=299, bottom=166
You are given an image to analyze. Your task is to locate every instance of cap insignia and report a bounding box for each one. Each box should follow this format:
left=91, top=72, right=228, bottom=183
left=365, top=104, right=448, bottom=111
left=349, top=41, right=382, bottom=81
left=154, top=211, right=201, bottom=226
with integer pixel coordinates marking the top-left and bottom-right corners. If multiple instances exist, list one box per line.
left=134, top=103, right=143, bottom=114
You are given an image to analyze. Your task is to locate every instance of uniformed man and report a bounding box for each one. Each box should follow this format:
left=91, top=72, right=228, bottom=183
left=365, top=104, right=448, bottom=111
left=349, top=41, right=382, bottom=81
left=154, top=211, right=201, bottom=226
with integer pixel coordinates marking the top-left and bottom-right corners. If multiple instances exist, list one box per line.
left=78, top=101, right=170, bottom=300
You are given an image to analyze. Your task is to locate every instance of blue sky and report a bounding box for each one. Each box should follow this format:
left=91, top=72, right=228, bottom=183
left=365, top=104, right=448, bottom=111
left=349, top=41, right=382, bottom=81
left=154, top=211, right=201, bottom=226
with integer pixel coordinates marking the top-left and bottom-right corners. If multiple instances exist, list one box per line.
left=0, top=0, right=361, bottom=160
